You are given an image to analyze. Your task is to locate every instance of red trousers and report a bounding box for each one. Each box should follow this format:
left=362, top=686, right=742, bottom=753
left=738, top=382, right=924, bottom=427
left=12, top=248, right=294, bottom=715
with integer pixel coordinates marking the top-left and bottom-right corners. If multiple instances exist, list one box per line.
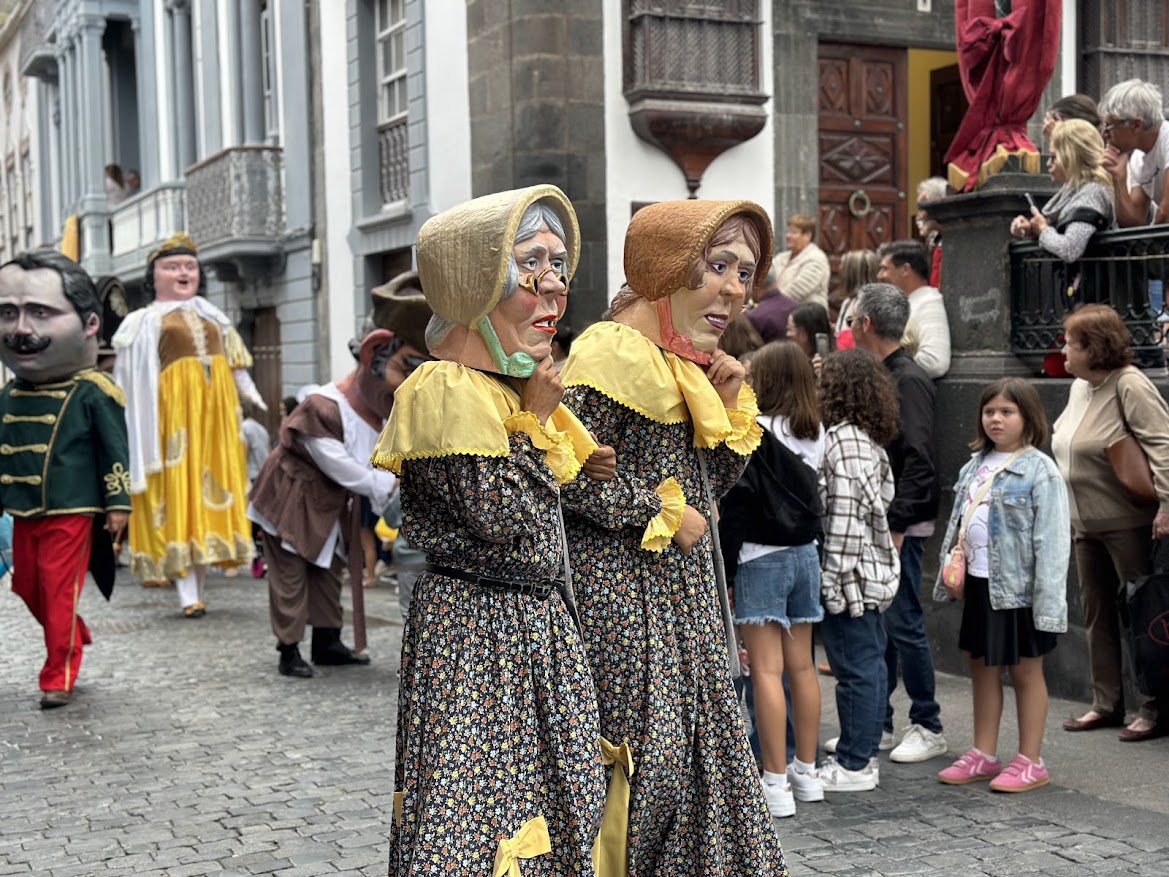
left=12, top=515, right=94, bottom=692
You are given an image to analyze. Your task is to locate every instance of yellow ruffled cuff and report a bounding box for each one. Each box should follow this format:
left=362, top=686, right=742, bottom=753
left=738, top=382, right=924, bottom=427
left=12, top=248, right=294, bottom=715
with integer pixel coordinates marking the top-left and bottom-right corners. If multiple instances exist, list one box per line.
left=223, top=326, right=254, bottom=369
left=641, top=477, right=686, bottom=552
left=503, top=411, right=583, bottom=484
left=723, top=384, right=763, bottom=456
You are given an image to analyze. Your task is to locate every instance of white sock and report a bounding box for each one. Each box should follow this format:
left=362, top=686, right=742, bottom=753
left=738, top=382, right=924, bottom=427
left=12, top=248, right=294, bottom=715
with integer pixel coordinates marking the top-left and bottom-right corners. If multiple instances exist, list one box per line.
left=762, top=770, right=788, bottom=787
left=790, top=757, right=816, bottom=775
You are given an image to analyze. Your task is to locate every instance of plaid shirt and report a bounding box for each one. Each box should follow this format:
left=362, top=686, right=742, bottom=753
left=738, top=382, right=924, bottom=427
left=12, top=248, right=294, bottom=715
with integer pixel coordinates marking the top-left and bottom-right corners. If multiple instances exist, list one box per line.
left=819, top=422, right=900, bottom=617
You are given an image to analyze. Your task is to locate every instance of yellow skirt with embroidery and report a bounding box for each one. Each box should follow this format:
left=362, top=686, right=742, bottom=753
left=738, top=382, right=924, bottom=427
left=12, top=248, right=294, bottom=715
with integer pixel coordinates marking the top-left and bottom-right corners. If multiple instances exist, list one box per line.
left=128, top=355, right=253, bottom=580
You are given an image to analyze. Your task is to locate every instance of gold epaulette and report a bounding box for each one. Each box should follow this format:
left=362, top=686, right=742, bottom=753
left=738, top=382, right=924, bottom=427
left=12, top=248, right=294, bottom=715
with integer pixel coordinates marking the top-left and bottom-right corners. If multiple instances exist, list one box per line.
left=76, top=369, right=127, bottom=406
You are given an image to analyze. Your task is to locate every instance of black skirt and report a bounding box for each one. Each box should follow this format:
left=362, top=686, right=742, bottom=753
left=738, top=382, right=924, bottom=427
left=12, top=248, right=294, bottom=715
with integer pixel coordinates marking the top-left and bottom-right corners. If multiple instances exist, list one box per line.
left=958, top=575, right=1058, bottom=666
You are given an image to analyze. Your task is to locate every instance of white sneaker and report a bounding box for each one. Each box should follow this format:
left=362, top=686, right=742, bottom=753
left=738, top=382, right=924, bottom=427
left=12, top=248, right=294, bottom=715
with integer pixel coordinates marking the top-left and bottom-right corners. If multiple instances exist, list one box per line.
left=889, top=723, right=948, bottom=763
left=819, top=755, right=878, bottom=792
left=761, top=778, right=796, bottom=817
left=786, top=764, right=824, bottom=802
left=823, top=729, right=894, bottom=754
left=869, top=756, right=881, bottom=785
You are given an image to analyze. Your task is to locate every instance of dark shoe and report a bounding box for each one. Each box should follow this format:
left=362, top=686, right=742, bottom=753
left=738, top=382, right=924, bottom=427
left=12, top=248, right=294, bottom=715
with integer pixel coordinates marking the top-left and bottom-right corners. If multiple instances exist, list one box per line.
left=40, top=690, right=71, bottom=709
left=277, top=643, right=314, bottom=678
left=1062, top=711, right=1124, bottom=732
left=1119, top=723, right=1162, bottom=743
left=310, top=627, right=371, bottom=666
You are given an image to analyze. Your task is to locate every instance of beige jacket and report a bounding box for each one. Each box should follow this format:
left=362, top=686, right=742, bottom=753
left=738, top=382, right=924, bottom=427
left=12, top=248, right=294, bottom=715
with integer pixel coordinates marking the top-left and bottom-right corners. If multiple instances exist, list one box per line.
left=1052, top=366, right=1169, bottom=531
left=774, top=242, right=830, bottom=310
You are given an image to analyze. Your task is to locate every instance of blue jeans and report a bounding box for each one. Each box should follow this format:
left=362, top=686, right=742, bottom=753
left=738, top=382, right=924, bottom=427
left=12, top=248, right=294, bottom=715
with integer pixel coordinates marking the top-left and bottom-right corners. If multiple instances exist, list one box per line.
left=821, top=608, right=888, bottom=771
left=883, top=536, right=942, bottom=734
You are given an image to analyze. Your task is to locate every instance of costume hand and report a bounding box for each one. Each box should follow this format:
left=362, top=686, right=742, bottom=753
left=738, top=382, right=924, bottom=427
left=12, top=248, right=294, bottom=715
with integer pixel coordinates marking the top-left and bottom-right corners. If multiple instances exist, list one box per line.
left=583, top=433, right=616, bottom=482
left=1153, top=510, right=1169, bottom=540
left=672, top=504, right=709, bottom=555
left=105, top=511, right=129, bottom=534
left=1102, top=145, right=1128, bottom=181
left=706, top=348, right=746, bottom=407
left=520, top=358, right=565, bottom=424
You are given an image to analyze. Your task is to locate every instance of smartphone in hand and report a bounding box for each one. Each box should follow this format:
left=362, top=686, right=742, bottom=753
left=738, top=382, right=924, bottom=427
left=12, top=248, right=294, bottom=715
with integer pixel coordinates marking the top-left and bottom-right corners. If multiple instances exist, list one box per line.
left=815, top=332, right=831, bottom=358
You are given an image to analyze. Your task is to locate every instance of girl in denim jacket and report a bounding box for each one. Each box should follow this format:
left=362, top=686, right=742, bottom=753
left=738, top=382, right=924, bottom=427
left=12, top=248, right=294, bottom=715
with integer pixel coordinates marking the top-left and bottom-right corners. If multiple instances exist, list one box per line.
left=934, top=378, right=1070, bottom=792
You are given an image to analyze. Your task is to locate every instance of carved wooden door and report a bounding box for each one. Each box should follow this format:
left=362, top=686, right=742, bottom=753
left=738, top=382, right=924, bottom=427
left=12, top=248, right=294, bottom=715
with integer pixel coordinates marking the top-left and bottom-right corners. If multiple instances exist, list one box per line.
left=817, top=43, right=907, bottom=266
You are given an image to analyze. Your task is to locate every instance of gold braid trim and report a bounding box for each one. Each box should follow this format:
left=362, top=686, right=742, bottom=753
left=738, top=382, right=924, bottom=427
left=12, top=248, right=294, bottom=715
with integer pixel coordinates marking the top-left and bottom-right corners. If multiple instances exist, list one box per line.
left=76, top=370, right=127, bottom=406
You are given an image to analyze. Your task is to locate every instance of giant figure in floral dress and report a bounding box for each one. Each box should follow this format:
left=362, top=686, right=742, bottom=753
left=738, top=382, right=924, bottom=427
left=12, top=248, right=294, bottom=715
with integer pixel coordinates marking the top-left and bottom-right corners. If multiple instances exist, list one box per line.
left=560, top=200, right=790, bottom=876
left=371, top=185, right=614, bottom=877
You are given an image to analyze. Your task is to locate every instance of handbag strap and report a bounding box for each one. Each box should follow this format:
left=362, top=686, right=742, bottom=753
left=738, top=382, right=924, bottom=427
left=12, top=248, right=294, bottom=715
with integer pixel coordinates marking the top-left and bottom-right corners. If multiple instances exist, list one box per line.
left=955, top=448, right=1028, bottom=545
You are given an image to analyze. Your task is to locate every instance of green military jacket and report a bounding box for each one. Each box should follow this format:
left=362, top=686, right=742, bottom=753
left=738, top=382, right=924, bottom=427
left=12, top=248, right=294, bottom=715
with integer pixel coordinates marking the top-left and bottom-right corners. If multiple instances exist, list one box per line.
left=0, top=368, right=131, bottom=518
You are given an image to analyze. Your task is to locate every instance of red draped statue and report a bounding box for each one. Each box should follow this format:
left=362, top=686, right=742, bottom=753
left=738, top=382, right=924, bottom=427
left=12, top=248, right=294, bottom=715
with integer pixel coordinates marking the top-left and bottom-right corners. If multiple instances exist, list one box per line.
left=945, top=0, right=1062, bottom=192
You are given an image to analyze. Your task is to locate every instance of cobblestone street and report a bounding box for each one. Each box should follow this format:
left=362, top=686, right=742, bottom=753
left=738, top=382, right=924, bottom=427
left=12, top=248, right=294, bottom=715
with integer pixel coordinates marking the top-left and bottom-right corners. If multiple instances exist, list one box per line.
left=1, top=569, right=1167, bottom=876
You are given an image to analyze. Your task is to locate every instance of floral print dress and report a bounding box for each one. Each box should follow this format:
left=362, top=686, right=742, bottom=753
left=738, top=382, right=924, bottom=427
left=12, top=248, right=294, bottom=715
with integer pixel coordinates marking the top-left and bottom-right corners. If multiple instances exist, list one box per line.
left=561, top=386, right=790, bottom=877
left=388, top=431, right=605, bottom=877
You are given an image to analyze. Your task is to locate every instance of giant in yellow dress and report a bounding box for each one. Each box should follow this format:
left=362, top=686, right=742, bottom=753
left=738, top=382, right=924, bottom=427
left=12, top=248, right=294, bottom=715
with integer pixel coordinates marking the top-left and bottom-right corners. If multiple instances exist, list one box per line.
left=122, top=304, right=253, bottom=581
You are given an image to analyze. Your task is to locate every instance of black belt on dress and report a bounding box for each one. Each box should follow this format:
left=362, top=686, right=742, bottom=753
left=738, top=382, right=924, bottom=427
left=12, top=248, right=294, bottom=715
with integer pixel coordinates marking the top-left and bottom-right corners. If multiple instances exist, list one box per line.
left=425, top=563, right=560, bottom=601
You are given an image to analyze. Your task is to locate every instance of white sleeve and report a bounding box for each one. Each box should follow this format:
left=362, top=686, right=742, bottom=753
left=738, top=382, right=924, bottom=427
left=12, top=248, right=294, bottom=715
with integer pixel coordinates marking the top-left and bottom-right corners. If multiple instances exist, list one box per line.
left=111, top=308, right=163, bottom=494
left=301, top=435, right=398, bottom=516
left=910, top=294, right=951, bottom=379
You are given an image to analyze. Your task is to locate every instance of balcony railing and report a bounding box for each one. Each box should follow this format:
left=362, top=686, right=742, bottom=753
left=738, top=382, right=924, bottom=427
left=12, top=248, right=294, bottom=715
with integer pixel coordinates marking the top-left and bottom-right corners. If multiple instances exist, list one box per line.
left=378, top=118, right=409, bottom=205
left=186, top=145, right=285, bottom=252
left=109, top=182, right=187, bottom=277
left=1009, top=226, right=1169, bottom=358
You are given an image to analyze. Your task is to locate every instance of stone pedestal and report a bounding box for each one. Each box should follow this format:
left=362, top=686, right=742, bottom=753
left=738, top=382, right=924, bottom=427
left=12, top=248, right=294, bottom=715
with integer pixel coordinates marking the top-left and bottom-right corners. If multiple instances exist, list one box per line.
left=926, top=171, right=1060, bottom=378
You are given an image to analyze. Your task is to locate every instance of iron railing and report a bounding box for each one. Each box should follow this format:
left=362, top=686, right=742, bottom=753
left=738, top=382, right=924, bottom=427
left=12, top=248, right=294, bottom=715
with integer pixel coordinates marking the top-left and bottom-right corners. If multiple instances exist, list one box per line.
left=378, top=118, right=409, bottom=205
left=1009, top=226, right=1169, bottom=356
left=185, top=145, right=285, bottom=248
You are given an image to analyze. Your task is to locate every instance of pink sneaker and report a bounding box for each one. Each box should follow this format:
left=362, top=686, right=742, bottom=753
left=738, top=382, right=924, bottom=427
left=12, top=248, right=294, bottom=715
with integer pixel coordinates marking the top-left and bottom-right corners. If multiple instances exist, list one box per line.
left=989, top=754, right=1050, bottom=792
left=938, top=748, right=1002, bottom=784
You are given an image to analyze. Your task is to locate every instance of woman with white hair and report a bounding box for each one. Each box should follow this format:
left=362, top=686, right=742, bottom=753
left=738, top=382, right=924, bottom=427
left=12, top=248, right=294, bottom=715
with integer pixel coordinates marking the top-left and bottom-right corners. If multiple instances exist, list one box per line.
left=916, top=176, right=948, bottom=288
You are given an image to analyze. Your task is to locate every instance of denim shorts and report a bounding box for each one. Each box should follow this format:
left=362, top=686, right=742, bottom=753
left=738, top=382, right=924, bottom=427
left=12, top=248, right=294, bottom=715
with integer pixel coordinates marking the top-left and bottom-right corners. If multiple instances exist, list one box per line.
left=733, top=542, right=823, bottom=628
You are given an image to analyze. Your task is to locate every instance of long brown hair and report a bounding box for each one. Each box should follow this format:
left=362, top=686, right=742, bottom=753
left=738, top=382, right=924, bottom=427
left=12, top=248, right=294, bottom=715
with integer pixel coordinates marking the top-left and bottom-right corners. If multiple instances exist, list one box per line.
left=970, top=377, right=1050, bottom=450
left=818, top=349, right=900, bottom=445
left=749, top=340, right=820, bottom=440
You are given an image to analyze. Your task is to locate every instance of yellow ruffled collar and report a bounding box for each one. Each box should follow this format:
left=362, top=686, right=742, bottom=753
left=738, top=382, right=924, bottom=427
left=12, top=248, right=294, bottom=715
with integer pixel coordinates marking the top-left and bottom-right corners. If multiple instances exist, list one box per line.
left=560, top=322, right=761, bottom=455
left=370, top=360, right=596, bottom=484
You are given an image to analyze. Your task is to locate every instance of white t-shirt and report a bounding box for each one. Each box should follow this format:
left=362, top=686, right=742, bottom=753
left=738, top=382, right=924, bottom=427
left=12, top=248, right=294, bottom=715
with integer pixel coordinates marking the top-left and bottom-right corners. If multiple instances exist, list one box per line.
left=738, top=415, right=825, bottom=564
left=960, top=449, right=1011, bottom=578
left=1126, top=123, right=1169, bottom=216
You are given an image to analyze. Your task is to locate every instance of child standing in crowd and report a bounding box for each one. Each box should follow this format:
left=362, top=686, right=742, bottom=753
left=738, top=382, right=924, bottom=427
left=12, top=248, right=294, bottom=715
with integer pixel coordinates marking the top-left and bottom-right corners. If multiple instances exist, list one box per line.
left=935, top=378, right=1069, bottom=792
left=816, top=349, right=902, bottom=792
left=720, top=340, right=825, bottom=817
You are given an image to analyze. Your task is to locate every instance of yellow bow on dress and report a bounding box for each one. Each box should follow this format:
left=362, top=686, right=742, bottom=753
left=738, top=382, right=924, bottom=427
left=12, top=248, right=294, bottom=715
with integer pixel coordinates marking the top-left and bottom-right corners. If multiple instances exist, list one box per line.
left=493, top=815, right=552, bottom=877
left=592, top=737, right=637, bottom=877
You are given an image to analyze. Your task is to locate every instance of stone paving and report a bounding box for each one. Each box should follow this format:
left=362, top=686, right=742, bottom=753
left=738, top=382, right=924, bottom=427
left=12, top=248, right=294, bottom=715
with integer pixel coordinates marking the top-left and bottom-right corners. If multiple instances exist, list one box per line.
left=1, top=568, right=1167, bottom=876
